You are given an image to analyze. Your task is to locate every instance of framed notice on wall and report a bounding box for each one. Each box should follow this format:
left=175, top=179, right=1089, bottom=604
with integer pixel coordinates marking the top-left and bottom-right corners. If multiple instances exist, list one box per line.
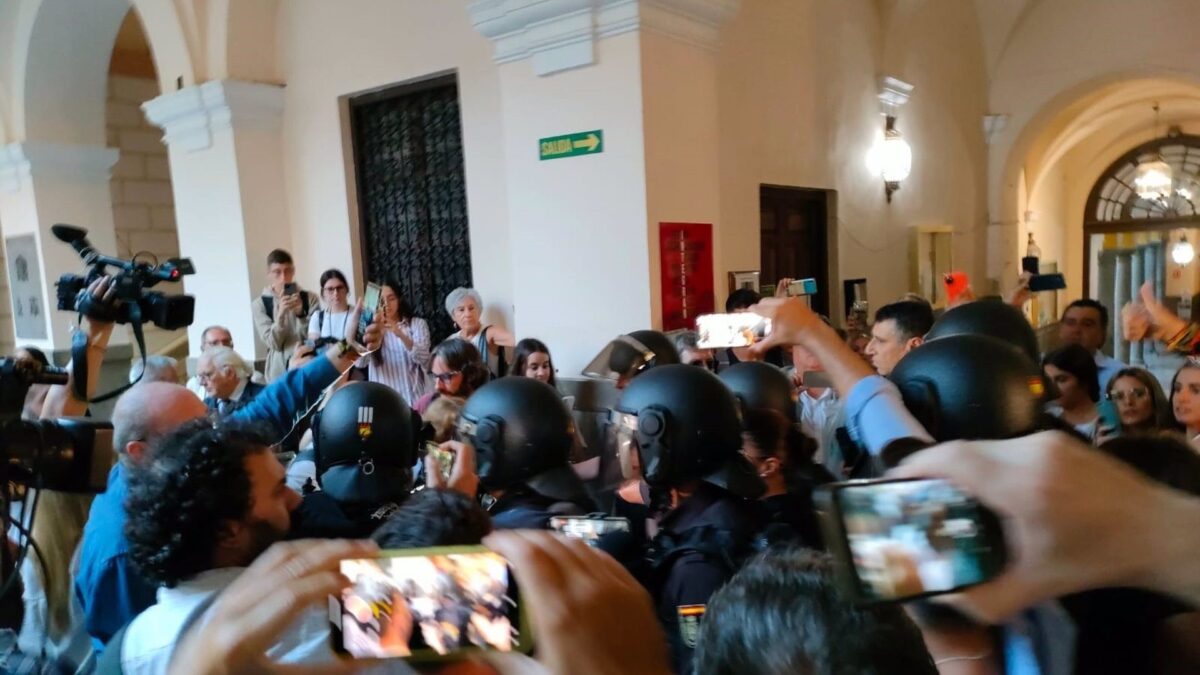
left=659, top=223, right=715, bottom=332
left=4, top=234, right=48, bottom=340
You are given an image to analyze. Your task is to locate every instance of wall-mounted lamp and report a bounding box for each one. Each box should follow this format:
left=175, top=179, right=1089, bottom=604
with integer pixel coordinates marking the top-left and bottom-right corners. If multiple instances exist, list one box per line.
left=1172, top=235, right=1195, bottom=266
left=869, top=76, right=914, bottom=203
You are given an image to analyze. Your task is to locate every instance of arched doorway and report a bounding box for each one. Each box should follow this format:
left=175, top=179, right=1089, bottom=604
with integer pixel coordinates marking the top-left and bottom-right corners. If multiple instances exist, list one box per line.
left=1084, top=130, right=1200, bottom=362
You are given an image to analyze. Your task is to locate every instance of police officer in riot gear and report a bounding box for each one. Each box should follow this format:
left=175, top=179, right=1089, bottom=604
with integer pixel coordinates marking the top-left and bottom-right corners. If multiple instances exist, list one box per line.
left=613, top=364, right=765, bottom=674
left=289, top=382, right=419, bottom=538
left=717, top=361, right=796, bottom=421
left=583, top=329, right=680, bottom=388
left=719, top=361, right=832, bottom=548
left=456, top=376, right=595, bottom=528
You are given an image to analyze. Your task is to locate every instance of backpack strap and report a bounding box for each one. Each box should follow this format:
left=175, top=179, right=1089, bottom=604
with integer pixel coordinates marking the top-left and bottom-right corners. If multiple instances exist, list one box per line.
left=262, top=295, right=274, bottom=320
left=300, top=293, right=312, bottom=319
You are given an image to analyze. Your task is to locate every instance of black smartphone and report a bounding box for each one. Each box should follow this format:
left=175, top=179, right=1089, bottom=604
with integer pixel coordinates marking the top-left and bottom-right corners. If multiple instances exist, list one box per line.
left=816, top=478, right=1008, bottom=604
left=357, top=282, right=382, bottom=345
left=1021, top=256, right=1040, bottom=276
left=283, top=282, right=299, bottom=296
left=1027, top=273, right=1066, bottom=292
left=330, top=546, right=531, bottom=662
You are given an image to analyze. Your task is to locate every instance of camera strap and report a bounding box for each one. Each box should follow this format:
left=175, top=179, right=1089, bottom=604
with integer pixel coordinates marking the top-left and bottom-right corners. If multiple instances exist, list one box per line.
left=71, top=302, right=150, bottom=404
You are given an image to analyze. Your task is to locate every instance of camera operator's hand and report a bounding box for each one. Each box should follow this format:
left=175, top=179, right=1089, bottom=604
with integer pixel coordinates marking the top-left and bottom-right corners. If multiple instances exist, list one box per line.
left=168, top=538, right=377, bottom=675
left=74, top=274, right=122, bottom=323
left=425, top=440, right=479, bottom=498
left=482, top=531, right=672, bottom=675
left=893, top=431, right=1200, bottom=623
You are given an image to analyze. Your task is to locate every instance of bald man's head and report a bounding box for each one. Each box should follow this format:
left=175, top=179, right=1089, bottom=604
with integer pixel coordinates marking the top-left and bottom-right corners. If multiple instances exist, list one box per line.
left=112, top=382, right=208, bottom=465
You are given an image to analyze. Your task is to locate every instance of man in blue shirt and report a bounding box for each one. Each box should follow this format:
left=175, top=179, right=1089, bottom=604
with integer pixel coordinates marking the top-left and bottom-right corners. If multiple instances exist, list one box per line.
left=76, top=334, right=378, bottom=653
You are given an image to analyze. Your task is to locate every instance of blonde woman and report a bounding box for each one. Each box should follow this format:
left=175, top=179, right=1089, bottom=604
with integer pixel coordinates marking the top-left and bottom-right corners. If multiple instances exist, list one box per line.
left=18, top=491, right=94, bottom=669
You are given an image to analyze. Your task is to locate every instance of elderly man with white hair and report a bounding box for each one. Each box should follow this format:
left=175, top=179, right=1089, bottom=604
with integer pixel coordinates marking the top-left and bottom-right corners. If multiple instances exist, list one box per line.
left=196, top=346, right=264, bottom=415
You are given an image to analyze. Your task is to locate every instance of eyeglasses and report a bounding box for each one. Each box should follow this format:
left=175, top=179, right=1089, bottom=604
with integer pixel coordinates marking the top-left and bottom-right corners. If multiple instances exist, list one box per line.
left=323, top=285, right=347, bottom=294
left=204, top=339, right=233, bottom=348
left=1108, top=387, right=1149, bottom=403
left=433, top=371, right=461, bottom=383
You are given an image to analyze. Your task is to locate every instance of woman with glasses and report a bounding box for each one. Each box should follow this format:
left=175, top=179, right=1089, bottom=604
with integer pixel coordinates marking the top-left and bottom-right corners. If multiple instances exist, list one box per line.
left=308, top=269, right=352, bottom=345
left=414, top=338, right=488, bottom=415
left=1105, top=368, right=1173, bottom=435
left=358, top=281, right=433, bottom=407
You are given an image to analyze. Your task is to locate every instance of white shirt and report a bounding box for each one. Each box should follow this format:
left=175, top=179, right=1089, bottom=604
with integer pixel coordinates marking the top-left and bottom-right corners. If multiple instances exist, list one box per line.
left=309, top=309, right=351, bottom=340
left=120, top=567, right=332, bottom=674
left=798, top=387, right=842, bottom=469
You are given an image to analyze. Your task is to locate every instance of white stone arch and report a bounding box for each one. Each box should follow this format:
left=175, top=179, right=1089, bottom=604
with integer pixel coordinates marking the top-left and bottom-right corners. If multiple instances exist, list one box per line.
left=11, top=0, right=197, bottom=144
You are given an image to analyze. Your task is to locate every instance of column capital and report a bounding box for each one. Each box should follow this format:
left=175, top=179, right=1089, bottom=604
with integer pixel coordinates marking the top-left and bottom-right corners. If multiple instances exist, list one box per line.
left=142, top=79, right=285, bottom=153
left=0, top=142, right=119, bottom=193
left=469, top=0, right=739, bottom=76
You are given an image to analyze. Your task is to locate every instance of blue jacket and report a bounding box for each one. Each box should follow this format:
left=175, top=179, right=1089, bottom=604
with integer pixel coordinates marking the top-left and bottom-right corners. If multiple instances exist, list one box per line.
left=203, top=380, right=266, bottom=415
left=75, top=356, right=341, bottom=652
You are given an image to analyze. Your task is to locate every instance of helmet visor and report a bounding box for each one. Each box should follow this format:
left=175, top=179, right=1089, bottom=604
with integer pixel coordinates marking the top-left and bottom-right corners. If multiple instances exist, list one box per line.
left=600, top=409, right=642, bottom=490
left=582, top=336, right=655, bottom=382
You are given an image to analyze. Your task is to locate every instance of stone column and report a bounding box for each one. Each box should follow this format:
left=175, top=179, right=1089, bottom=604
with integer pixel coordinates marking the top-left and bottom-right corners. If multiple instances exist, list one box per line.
left=1129, top=248, right=1143, bottom=365
left=143, top=80, right=290, bottom=363
left=0, top=141, right=121, bottom=351
left=1113, top=251, right=1130, bottom=363
left=471, top=0, right=738, bottom=373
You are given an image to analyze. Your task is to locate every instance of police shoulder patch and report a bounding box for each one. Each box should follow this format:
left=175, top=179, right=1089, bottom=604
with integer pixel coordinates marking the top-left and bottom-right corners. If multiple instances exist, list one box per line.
left=677, top=604, right=706, bottom=649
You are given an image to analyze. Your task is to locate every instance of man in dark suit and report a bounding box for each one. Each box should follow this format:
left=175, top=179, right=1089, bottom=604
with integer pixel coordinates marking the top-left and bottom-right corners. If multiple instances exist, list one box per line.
left=197, top=346, right=265, bottom=415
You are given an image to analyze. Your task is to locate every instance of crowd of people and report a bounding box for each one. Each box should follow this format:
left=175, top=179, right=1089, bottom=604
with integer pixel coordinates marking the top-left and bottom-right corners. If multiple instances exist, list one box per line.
left=2, top=250, right=1199, bottom=675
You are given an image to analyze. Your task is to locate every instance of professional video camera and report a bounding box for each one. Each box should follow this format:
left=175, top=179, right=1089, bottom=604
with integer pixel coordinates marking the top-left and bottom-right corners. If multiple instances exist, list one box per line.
left=0, top=357, right=112, bottom=493
left=53, top=223, right=195, bottom=330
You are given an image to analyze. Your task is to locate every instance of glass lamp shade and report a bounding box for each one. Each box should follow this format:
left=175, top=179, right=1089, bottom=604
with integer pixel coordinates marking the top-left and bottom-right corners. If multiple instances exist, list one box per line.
left=1134, top=159, right=1173, bottom=200
left=879, top=131, right=913, bottom=183
left=1172, top=238, right=1195, bottom=266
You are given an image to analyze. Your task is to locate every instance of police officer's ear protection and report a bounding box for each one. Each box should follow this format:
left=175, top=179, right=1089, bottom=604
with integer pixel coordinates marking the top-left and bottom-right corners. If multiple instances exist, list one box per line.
left=462, top=413, right=504, bottom=480
left=634, top=405, right=672, bottom=485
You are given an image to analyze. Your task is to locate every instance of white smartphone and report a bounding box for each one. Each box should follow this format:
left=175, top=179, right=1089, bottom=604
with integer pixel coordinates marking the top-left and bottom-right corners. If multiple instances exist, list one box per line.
left=695, top=313, right=771, bottom=349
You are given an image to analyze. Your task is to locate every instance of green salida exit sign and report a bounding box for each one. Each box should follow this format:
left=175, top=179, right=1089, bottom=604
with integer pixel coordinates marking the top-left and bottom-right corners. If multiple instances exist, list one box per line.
left=539, top=130, right=603, bottom=160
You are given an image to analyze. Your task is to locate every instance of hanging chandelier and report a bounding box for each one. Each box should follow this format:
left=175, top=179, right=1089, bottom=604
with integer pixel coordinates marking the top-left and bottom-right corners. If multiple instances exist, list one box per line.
left=1134, top=103, right=1173, bottom=201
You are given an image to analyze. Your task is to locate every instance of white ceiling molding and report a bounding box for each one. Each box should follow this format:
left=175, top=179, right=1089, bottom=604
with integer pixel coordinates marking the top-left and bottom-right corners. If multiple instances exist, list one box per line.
left=470, top=0, right=740, bottom=76
left=0, top=142, right=118, bottom=193
left=878, top=76, right=914, bottom=115
left=143, top=80, right=284, bottom=153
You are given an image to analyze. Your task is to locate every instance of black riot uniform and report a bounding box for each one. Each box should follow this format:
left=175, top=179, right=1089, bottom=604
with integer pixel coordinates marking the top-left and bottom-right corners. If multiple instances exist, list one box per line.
left=289, top=382, right=419, bottom=539
left=719, top=361, right=830, bottom=549
left=456, top=376, right=595, bottom=529
left=613, top=365, right=765, bottom=674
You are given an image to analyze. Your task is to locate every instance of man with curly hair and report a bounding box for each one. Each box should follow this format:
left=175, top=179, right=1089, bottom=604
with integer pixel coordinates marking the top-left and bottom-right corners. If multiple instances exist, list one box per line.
left=116, top=419, right=312, bottom=673
left=76, top=320, right=383, bottom=653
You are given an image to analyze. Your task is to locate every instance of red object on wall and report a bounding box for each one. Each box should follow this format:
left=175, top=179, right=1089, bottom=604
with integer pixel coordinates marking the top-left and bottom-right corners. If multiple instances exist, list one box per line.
left=659, top=222, right=715, bottom=331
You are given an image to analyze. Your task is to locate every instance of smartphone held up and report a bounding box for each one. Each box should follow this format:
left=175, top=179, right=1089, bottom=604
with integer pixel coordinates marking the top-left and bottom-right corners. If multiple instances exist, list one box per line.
left=695, top=312, right=771, bottom=349
left=331, top=546, right=529, bottom=662
left=817, top=478, right=1008, bottom=604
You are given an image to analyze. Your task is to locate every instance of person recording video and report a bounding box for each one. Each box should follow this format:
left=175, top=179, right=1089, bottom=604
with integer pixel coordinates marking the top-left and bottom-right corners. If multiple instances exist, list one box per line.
left=75, top=282, right=384, bottom=655
left=251, top=249, right=320, bottom=383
